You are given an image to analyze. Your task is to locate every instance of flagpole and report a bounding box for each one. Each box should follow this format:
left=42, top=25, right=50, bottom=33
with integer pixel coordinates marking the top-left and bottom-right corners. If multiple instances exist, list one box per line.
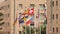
left=14, top=0, right=15, bottom=34
left=50, top=0, right=53, bottom=34
left=24, top=7, right=27, bottom=34
left=25, top=25, right=26, bottom=34
left=29, top=25, right=31, bottom=34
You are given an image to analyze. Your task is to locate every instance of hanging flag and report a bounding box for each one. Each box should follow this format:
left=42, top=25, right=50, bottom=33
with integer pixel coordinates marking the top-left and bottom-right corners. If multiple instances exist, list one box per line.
left=25, top=17, right=32, bottom=25
left=30, top=16, right=34, bottom=22
left=25, top=16, right=34, bottom=25
left=18, top=13, right=22, bottom=20
left=13, top=18, right=17, bottom=26
left=22, top=17, right=27, bottom=22
left=17, top=13, right=24, bottom=24
left=28, top=8, right=34, bottom=15
left=30, top=16, right=34, bottom=26
left=37, top=11, right=40, bottom=18
left=25, top=16, right=28, bottom=18
left=22, top=9, right=28, bottom=15
left=26, top=20, right=32, bottom=25
left=19, top=19, right=24, bottom=24
left=13, top=12, right=19, bottom=26
left=44, top=8, right=47, bottom=18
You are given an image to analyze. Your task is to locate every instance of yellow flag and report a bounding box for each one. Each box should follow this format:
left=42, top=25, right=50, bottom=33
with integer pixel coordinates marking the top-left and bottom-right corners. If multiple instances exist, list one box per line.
left=23, top=17, right=27, bottom=22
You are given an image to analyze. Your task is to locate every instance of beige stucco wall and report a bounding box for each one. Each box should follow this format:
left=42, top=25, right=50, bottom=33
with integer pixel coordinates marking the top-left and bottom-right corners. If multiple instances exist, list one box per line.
left=47, top=0, right=60, bottom=34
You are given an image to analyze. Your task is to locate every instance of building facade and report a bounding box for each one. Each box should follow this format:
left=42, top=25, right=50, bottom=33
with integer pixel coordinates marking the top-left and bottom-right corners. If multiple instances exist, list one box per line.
left=0, top=0, right=14, bottom=34
left=0, top=0, right=47, bottom=34
left=47, top=0, right=60, bottom=34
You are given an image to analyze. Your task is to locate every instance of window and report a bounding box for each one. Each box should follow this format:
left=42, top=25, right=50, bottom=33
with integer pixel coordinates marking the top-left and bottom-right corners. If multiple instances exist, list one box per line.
left=19, top=4, right=23, bottom=8
left=56, top=27, right=58, bottom=32
left=0, top=18, right=3, bottom=21
left=7, top=23, right=10, bottom=26
left=8, top=13, right=9, bottom=17
left=5, top=0, right=7, bottom=1
left=1, top=6, right=4, bottom=9
left=0, top=27, right=3, bottom=30
left=30, top=4, right=35, bottom=8
left=39, top=4, right=45, bottom=10
left=0, top=13, right=3, bottom=16
left=6, top=5, right=10, bottom=8
left=52, top=1, right=54, bottom=7
left=0, top=8, right=1, bottom=10
left=7, top=5, right=10, bottom=8
left=56, top=14, right=58, bottom=19
left=0, top=22, right=4, bottom=26
left=53, top=27, right=54, bottom=32
left=56, top=1, right=58, bottom=6
left=53, top=14, right=54, bottom=20
left=39, top=4, right=45, bottom=8
left=0, top=6, right=4, bottom=10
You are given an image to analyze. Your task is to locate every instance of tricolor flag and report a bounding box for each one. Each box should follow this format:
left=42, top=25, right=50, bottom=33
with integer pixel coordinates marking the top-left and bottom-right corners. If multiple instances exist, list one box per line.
left=25, top=16, right=34, bottom=25
left=25, top=17, right=32, bottom=25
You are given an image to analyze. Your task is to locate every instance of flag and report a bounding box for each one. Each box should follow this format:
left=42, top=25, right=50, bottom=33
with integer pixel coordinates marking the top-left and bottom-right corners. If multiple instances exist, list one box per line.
left=18, top=13, right=22, bottom=20
left=17, top=13, right=24, bottom=24
left=25, top=16, right=34, bottom=25
left=37, top=11, right=40, bottom=18
left=22, top=9, right=28, bottom=15
left=44, top=9, right=46, bottom=18
left=13, top=12, right=19, bottom=26
left=30, top=16, right=34, bottom=22
left=19, top=19, right=24, bottom=24
left=23, top=17, right=27, bottom=22
left=25, top=17, right=32, bottom=25
left=26, top=20, right=32, bottom=25
left=28, top=8, right=34, bottom=15
left=13, top=18, right=17, bottom=26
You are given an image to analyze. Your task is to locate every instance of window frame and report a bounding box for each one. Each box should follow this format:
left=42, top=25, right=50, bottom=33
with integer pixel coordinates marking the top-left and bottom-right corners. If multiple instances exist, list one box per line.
left=56, top=14, right=58, bottom=19
left=52, top=1, right=54, bottom=7
left=19, top=4, right=23, bottom=8
left=30, top=4, right=35, bottom=8
left=56, top=27, right=58, bottom=33
left=56, top=1, right=58, bottom=6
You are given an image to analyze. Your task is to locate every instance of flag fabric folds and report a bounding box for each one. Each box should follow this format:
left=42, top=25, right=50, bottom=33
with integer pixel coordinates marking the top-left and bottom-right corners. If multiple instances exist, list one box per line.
left=14, top=7, right=34, bottom=26
left=28, top=8, right=34, bottom=15
left=25, top=16, right=34, bottom=25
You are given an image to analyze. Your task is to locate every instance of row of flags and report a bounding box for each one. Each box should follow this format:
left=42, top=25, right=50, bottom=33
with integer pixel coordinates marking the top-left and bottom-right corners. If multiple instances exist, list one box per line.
left=13, top=7, right=34, bottom=26
left=13, top=7, right=47, bottom=27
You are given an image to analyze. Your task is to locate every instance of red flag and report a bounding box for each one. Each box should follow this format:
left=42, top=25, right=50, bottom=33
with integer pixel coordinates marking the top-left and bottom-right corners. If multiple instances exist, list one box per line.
left=26, top=20, right=32, bottom=25
left=25, top=17, right=33, bottom=25
left=28, top=8, right=34, bottom=15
